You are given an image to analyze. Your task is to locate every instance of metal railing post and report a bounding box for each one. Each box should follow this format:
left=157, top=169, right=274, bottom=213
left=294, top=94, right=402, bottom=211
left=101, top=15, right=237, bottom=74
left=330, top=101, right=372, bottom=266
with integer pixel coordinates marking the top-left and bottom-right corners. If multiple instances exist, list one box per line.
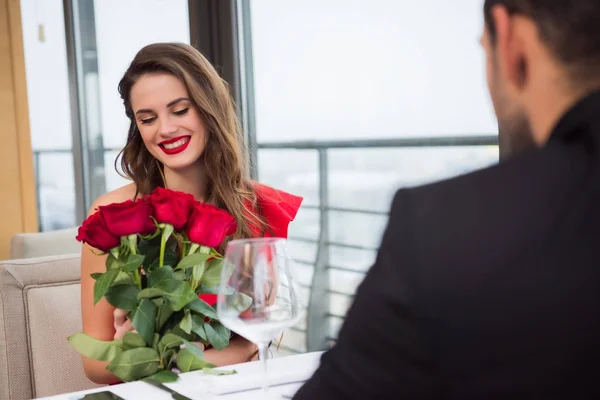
left=306, top=149, right=331, bottom=351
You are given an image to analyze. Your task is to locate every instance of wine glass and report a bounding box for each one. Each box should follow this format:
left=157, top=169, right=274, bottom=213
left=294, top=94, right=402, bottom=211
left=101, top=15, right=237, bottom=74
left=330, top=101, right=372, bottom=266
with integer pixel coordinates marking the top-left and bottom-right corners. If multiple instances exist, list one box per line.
left=217, top=237, right=303, bottom=396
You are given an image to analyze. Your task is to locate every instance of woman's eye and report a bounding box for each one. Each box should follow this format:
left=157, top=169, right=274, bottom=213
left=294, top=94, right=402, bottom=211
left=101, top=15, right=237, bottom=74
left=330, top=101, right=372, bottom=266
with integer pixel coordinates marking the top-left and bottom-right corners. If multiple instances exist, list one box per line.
left=140, top=117, right=156, bottom=125
left=173, top=108, right=189, bottom=116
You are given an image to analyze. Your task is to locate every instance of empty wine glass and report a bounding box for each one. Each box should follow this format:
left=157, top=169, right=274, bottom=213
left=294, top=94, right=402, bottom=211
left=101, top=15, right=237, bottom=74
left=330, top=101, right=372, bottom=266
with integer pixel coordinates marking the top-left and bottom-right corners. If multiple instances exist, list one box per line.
left=217, top=238, right=303, bottom=396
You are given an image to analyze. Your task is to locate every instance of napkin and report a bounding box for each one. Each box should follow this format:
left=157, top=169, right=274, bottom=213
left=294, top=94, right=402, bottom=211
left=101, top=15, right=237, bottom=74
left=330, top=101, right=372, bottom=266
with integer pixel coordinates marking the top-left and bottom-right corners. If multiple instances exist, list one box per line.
left=167, top=352, right=323, bottom=397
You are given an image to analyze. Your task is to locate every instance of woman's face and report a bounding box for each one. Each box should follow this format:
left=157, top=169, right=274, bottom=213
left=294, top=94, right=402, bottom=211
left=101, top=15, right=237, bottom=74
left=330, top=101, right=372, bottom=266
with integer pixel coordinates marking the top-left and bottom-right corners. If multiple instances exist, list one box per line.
left=130, top=73, right=208, bottom=171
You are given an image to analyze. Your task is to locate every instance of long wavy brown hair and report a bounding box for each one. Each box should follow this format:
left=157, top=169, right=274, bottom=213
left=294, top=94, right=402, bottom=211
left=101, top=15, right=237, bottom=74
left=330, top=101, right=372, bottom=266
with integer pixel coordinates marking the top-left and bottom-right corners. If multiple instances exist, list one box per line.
left=115, top=42, right=265, bottom=240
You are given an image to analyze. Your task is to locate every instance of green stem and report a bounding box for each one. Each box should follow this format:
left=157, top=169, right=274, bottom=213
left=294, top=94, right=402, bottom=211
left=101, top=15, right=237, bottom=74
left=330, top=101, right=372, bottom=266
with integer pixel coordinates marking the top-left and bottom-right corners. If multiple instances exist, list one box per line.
left=192, top=246, right=211, bottom=289
left=159, top=224, right=174, bottom=268
left=159, top=239, right=166, bottom=269
left=128, top=234, right=142, bottom=290
left=188, top=243, right=200, bottom=256
left=181, top=233, right=189, bottom=260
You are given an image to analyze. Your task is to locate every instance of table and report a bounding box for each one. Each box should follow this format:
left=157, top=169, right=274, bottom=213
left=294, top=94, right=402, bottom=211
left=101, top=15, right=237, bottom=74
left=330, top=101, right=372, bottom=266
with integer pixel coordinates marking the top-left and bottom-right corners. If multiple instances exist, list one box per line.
left=39, top=352, right=323, bottom=400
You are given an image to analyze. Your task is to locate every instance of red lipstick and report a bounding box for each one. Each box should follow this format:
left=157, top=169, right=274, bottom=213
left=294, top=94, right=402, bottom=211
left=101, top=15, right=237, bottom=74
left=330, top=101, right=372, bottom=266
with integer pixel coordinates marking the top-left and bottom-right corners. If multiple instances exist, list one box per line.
left=159, top=135, right=191, bottom=155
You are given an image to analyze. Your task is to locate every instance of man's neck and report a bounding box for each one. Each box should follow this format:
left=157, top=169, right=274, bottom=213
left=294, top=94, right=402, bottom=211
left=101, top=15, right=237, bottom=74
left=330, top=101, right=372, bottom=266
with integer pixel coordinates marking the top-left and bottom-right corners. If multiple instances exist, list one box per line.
left=163, top=160, right=207, bottom=202
left=528, top=85, right=589, bottom=145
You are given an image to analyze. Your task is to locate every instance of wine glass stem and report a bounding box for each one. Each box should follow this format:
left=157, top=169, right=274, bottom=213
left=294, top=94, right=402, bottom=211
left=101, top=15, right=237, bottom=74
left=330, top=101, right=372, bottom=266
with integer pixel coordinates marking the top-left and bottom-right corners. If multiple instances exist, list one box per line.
left=258, top=342, right=269, bottom=394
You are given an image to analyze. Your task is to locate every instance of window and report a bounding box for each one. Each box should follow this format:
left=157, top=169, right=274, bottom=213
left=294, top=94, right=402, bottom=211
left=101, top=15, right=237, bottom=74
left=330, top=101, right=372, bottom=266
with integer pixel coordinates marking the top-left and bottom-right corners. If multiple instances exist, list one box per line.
left=21, top=0, right=190, bottom=230
left=21, top=0, right=75, bottom=231
left=246, top=0, right=498, bottom=352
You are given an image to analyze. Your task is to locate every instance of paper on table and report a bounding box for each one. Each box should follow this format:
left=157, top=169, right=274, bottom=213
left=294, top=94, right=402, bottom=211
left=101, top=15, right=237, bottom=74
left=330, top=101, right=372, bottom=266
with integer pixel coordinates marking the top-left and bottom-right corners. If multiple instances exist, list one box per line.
left=204, top=366, right=313, bottom=395
left=167, top=352, right=323, bottom=397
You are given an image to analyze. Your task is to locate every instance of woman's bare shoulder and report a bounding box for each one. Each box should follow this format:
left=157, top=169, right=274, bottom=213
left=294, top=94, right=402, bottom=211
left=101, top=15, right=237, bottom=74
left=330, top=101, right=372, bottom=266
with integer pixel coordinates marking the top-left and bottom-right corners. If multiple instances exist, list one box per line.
left=88, top=183, right=138, bottom=216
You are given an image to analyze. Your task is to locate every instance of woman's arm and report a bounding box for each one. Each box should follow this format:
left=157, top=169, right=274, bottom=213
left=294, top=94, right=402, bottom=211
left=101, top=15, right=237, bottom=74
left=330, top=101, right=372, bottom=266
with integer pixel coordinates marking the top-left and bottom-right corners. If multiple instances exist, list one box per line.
left=81, top=248, right=121, bottom=383
left=80, top=189, right=134, bottom=384
left=203, top=336, right=258, bottom=366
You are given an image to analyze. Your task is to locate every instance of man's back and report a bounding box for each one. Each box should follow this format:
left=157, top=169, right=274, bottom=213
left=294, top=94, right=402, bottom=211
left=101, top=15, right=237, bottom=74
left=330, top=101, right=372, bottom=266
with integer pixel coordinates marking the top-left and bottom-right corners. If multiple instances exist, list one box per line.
left=294, top=92, right=600, bottom=399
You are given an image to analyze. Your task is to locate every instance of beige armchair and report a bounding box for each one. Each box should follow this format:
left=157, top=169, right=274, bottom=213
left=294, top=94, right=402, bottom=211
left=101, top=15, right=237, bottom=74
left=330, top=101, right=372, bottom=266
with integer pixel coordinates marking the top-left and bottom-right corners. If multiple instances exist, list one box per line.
left=9, top=227, right=80, bottom=260
left=0, top=254, right=103, bottom=399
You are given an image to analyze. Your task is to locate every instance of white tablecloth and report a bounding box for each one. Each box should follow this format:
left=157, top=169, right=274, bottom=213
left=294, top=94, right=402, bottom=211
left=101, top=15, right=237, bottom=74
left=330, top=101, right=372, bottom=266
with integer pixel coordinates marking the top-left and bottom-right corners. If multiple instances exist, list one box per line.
left=39, top=352, right=323, bottom=400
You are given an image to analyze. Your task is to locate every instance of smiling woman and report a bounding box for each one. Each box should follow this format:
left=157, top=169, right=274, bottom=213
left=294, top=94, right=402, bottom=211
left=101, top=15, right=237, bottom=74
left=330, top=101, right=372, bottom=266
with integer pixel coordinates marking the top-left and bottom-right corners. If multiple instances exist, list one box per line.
left=129, top=74, right=207, bottom=172
left=79, top=42, right=303, bottom=385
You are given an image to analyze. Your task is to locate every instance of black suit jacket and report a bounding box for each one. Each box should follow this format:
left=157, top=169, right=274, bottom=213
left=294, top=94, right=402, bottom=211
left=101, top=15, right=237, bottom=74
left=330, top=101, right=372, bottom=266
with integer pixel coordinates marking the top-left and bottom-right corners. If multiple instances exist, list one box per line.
left=294, top=91, right=600, bottom=399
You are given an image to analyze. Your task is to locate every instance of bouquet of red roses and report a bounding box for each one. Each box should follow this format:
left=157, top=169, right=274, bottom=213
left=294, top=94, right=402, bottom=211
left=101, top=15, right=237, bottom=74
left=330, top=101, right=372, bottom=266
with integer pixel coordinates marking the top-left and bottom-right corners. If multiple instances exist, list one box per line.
left=69, top=187, right=250, bottom=383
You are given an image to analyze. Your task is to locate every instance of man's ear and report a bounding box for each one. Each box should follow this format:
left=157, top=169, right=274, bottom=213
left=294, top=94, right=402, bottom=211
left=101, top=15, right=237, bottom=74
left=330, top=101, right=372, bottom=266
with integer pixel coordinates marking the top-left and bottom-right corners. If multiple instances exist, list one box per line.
left=490, top=5, right=529, bottom=91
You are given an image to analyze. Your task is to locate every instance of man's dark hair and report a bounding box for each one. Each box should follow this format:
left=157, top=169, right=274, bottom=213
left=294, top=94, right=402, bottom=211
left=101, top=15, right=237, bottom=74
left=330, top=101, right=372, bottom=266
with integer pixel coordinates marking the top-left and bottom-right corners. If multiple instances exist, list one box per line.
left=484, top=0, right=600, bottom=84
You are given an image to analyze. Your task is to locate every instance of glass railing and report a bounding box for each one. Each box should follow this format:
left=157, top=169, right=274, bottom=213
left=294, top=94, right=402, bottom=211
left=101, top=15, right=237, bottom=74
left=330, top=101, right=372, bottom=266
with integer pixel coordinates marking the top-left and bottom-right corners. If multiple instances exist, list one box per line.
left=258, top=135, right=499, bottom=354
left=33, top=135, right=499, bottom=354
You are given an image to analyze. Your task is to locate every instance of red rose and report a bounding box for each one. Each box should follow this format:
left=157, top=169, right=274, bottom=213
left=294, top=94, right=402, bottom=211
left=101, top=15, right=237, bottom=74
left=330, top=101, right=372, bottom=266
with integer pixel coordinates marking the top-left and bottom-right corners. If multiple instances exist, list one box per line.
left=76, top=211, right=120, bottom=252
left=148, top=187, right=196, bottom=231
left=186, top=203, right=237, bottom=247
left=199, top=293, right=218, bottom=307
left=98, top=199, right=156, bottom=237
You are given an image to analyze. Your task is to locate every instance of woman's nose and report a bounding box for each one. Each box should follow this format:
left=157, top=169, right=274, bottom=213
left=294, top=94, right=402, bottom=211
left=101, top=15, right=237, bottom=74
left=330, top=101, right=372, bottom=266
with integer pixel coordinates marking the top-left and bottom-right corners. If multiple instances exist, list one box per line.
left=158, top=116, right=177, bottom=137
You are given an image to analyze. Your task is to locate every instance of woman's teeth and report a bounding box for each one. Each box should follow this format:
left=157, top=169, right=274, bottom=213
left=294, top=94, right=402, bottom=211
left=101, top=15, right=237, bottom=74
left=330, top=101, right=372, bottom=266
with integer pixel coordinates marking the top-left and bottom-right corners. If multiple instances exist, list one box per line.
left=162, top=137, right=190, bottom=149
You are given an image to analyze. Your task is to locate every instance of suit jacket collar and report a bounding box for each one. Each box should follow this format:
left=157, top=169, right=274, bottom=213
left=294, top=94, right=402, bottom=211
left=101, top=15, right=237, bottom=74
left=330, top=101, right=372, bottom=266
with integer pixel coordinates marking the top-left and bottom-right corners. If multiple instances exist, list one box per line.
left=549, top=89, right=600, bottom=143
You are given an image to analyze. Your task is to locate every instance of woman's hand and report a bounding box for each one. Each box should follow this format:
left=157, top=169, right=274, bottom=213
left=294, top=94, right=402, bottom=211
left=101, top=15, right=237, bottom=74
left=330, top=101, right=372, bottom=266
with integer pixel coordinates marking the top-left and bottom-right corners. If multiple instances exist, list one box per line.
left=113, top=308, right=133, bottom=340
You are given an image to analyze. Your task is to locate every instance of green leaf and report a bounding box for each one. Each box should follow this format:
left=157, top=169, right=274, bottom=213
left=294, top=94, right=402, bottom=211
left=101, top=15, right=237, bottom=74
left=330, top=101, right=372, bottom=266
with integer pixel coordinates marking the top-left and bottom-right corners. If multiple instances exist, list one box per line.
left=107, top=347, right=160, bottom=382
left=169, top=326, right=195, bottom=342
left=137, top=288, right=164, bottom=300
left=150, top=249, right=179, bottom=270
left=157, top=333, right=183, bottom=356
left=110, top=246, right=121, bottom=261
left=163, top=249, right=179, bottom=268
left=114, top=271, right=134, bottom=286
left=191, top=315, right=208, bottom=341
left=105, top=284, right=140, bottom=311
left=145, top=370, right=178, bottom=383
left=106, top=253, right=121, bottom=270
left=141, top=243, right=160, bottom=269
left=127, top=234, right=139, bottom=254
left=152, top=333, right=160, bottom=352
left=200, top=259, right=228, bottom=287
left=122, top=253, right=145, bottom=273
left=67, top=332, right=122, bottom=362
left=154, top=279, right=198, bottom=311
left=93, top=269, right=120, bottom=305
left=90, top=273, right=102, bottom=280
left=148, top=265, right=174, bottom=287
left=193, top=262, right=205, bottom=285
left=197, top=285, right=234, bottom=295
left=181, top=338, right=205, bottom=360
left=123, top=332, right=147, bottom=350
left=173, top=270, right=186, bottom=281
left=156, top=302, right=174, bottom=332
left=152, top=297, right=164, bottom=307
left=162, top=223, right=174, bottom=242
left=175, top=253, right=210, bottom=271
left=131, top=299, right=157, bottom=345
left=202, top=368, right=237, bottom=376
left=231, top=292, right=253, bottom=313
left=179, top=309, right=193, bottom=335
left=176, top=348, right=207, bottom=373
left=187, top=297, right=219, bottom=320
left=163, top=348, right=177, bottom=369
left=204, top=322, right=230, bottom=350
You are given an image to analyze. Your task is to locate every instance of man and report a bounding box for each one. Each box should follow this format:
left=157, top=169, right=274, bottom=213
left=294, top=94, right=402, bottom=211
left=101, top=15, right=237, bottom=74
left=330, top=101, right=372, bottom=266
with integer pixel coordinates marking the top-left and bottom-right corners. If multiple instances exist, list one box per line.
left=294, top=1, right=600, bottom=398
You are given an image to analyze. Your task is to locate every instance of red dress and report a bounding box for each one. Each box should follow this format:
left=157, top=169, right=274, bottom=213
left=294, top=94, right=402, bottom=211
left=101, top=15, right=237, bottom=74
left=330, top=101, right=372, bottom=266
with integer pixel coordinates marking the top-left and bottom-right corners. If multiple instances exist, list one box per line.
left=247, top=182, right=303, bottom=238
left=198, top=183, right=302, bottom=306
